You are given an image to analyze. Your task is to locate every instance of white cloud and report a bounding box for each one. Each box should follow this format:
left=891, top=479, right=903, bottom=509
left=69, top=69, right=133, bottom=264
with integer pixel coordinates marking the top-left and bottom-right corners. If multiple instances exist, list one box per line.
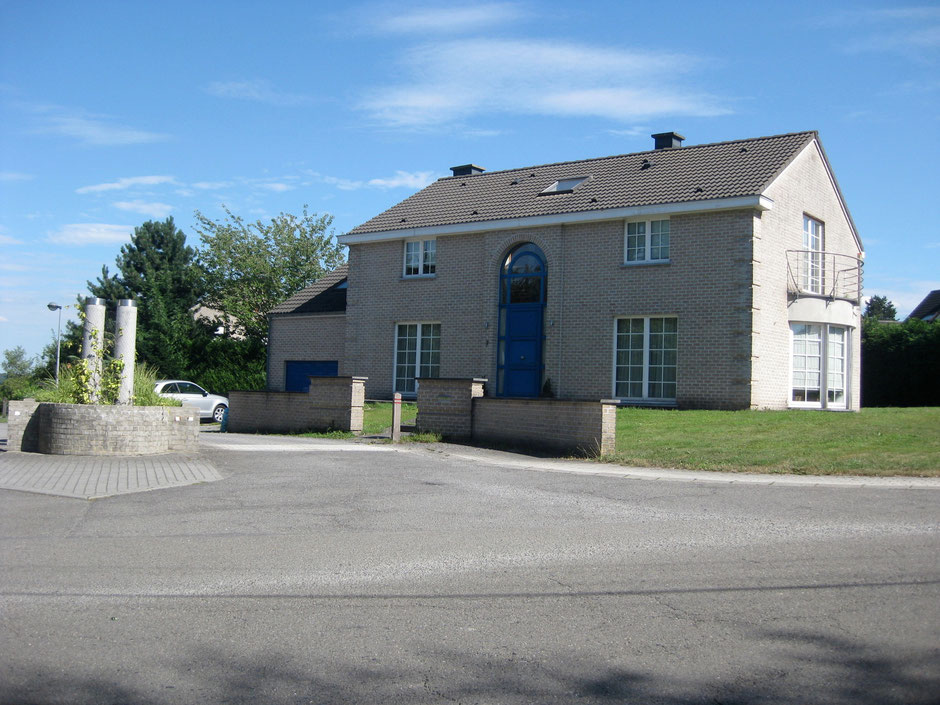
left=359, top=39, right=728, bottom=127
left=38, top=113, right=168, bottom=146
left=113, top=200, right=174, bottom=218
left=371, top=2, right=525, bottom=34
left=76, top=175, right=176, bottom=194
left=367, top=170, right=437, bottom=189
left=260, top=182, right=295, bottom=192
left=0, top=171, right=33, bottom=181
left=206, top=80, right=312, bottom=106
left=0, top=316, right=7, bottom=322
left=0, top=226, right=23, bottom=245
left=193, top=181, right=233, bottom=190
left=47, top=223, right=132, bottom=245
left=607, top=126, right=652, bottom=137
left=305, top=169, right=439, bottom=191
left=0, top=262, right=30, bottom=271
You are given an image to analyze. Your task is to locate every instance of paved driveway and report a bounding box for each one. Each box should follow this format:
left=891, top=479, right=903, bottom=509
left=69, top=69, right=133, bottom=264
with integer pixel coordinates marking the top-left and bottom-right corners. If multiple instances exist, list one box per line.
left=1, top=432, right=938, bottom=704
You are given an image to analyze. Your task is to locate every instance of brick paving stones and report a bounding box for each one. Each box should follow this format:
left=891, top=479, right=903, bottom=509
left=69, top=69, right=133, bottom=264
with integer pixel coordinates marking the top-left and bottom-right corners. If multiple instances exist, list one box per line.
left=0, top=451, right=222, bottom=499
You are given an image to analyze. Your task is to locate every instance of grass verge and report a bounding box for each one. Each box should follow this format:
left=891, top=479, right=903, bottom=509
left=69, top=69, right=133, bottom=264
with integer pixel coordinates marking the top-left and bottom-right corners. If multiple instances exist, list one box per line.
left=607, top=407, right=940, bottom=477
left=286, top=401, right=419, bottom=440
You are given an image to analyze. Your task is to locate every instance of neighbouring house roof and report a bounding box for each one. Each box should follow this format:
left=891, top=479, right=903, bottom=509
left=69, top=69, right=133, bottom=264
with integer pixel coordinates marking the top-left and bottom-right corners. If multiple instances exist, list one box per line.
left=346, top=131, right=818, bottom=237
left=268, top=264, right=348, bottom=315
left=907, top=290, right=940, bottom=322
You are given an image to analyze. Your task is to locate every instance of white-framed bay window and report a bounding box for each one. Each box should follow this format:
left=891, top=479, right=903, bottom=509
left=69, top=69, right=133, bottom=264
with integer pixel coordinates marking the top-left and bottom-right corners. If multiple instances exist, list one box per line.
left=613, top=317, right=678, bottom=402
left=624, top=219, right=670, bottom=264
left=404, top=239, right=436, bottom=277
left=394, top=322, right=441, bottom=395
left=790, top=323, right=848, bottom=409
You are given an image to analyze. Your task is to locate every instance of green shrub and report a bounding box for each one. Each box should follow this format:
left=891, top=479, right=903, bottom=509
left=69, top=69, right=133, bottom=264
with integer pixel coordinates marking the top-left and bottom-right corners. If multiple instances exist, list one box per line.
left=133, top=363, right=181, bottom=406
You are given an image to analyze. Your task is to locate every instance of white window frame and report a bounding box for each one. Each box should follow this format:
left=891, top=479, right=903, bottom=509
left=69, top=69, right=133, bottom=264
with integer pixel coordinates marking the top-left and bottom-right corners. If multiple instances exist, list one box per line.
left=802, top=215, right=824, bottom=294
left=623, top=218, right=670, bottom=265
left=403, top=239, right=436, bottom=277
left=612, top=316, right=678, bottom=403
left=789, top=322, right=849, bottom=409
left=393, top=322, right=441, bottom=396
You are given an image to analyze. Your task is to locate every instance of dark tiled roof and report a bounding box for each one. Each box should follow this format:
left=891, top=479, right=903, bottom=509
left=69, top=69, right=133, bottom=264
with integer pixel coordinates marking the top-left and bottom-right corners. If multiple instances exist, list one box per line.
left=269, top=264, right=348, bottom=315
left=348, top=132, right=817, bottom=235
left=907, top=290, right=940, bottom=321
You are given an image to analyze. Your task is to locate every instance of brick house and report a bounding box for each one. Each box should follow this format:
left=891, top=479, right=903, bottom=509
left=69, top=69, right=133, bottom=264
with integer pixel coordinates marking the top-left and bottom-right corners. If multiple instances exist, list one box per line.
left=268, top=131, right=864, bottom=410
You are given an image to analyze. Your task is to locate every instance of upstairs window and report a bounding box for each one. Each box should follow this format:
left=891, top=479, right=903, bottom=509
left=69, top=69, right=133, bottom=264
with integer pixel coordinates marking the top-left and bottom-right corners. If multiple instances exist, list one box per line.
left=404, top=239, right=436, bottom=277
left=625, top=219, right=670, bottom=263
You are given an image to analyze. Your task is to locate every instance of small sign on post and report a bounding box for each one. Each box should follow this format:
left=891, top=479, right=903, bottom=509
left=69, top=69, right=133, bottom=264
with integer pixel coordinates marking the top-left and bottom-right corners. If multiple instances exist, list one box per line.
left=391, top=392, right=402, bottom=442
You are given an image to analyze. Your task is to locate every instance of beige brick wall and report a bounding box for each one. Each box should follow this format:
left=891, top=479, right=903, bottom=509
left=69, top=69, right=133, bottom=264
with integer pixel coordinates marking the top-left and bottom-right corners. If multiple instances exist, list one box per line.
left=752, top=142, right=862, bottom=409
left=345, top=211, right=756, bottom=408
left=472, top=397, right=616, bottom=456
left=267, top=313, right=346, bottom=391
left=229, top=376, right=366, bottom=433
left=416, top=377, right=485, bottom=438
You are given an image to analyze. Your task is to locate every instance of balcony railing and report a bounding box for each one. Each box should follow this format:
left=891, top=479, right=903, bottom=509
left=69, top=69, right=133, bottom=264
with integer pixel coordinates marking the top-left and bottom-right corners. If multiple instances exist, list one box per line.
left=786, top=250, right=863, bottom=303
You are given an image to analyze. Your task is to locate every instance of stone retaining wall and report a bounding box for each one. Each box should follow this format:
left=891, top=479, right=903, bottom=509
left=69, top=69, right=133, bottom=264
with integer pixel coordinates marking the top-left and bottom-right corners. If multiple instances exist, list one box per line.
left=228, top=376, right=367, bottom=434
left=6, top=401, right=199, bottom=455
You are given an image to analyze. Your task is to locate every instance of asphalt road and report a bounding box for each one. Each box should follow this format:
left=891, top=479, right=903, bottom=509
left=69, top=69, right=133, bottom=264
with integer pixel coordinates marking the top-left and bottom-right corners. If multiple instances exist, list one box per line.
left=1, top=434, right=938, bottom=704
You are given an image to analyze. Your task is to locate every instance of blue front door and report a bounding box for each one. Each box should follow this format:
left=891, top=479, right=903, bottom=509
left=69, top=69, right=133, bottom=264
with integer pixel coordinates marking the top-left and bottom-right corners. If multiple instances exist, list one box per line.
left=497, top=243, right=546, bottom=397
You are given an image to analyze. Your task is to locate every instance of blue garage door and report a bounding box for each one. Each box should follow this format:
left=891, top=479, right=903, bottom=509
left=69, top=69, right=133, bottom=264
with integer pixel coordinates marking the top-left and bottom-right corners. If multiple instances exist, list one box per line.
left=285, top=360, right=339, bottom=392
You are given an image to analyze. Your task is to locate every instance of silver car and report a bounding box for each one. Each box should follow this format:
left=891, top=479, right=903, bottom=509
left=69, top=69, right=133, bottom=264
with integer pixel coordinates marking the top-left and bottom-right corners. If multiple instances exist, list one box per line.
left=154, top=380, right=229, bottom=422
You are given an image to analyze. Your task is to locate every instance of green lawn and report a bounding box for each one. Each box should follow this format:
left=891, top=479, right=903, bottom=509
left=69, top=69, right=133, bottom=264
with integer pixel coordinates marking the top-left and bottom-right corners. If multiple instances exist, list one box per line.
left=608, top=407, right=940, bottom=477
left=361, top=401, right=417, bottom=435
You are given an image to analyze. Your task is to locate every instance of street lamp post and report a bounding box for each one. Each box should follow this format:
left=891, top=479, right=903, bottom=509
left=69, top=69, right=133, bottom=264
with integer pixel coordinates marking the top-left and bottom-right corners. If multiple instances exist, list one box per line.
left=47, top=302, right=63, bottom=385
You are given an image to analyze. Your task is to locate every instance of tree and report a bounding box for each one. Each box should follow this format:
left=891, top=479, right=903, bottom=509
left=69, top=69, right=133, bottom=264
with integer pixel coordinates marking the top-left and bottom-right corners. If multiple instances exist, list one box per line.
left=194, top=206, right=345, bottom=341
left=864, top=295, right=897, bottom=321
left=1, top=346, right=41, bottom=400
left=862, top=317, right=940, bottom=406
left=2, top=346, right=36, bottom=378
left=87, top=218, right=208, bottom=378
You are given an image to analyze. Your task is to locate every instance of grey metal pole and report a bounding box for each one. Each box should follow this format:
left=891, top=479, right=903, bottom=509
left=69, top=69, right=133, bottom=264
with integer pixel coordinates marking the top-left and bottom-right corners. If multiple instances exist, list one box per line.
left=114, top=299, right=138, bottom=404
left=55, top=306, right=62, bottom=385
left=81, top=297, right=106, bottom=402
left=46, top=302, right=63, bottom=386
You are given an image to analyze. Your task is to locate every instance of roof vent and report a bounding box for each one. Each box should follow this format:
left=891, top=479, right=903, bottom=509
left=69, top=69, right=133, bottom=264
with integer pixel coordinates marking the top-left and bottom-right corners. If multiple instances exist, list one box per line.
left=651, top=131, right=685, bottom=150
left=450, top=164, right=485, bottom=177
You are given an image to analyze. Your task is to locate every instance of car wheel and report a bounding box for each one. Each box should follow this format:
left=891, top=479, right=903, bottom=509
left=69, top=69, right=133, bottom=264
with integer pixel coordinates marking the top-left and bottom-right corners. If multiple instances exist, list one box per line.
left=212, top=405, right=227, bottom=423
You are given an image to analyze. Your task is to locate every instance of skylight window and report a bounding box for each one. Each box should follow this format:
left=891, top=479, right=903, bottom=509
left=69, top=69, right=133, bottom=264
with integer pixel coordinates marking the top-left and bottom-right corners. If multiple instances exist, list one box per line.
left=539, top=176, right=590, bottom=195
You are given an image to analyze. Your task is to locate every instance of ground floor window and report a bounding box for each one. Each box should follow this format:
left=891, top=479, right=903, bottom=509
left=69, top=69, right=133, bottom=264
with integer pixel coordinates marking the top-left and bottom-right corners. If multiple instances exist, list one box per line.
left=791, top=323, right=847, bottom=408
left=395, top=322, right=441, bottom=395
left=614, top=317, right=677, bottom=401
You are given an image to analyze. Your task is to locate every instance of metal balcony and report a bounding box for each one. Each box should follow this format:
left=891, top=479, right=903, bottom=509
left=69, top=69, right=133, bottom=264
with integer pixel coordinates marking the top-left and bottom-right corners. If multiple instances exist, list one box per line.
left=786, top=250, right=863, bottom=303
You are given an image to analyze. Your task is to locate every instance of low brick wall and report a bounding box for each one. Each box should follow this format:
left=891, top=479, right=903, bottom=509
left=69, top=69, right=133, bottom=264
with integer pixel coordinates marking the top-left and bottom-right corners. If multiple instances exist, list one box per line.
left=472, top=398, right=617, bottom=456
left=7, top=399, right=41, bottom=452
left=7, top=402, right=199, bottom=455
left=416, top=378, right=486, bottom=439
left=228, top=376, right=366, bottom=434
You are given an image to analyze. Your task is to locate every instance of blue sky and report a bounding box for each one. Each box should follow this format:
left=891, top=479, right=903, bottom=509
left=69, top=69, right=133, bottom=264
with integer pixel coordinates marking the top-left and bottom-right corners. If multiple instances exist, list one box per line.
left=1, top=0, right=938, bottom=360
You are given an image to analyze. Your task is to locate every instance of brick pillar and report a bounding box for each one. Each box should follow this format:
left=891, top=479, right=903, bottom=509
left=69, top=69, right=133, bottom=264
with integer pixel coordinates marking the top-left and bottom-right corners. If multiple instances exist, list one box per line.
left=416, top=378, right=486, bottom=439
left=307, top=376, right=367, bottom=433
left=598, top=399, right=618, bottom=456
